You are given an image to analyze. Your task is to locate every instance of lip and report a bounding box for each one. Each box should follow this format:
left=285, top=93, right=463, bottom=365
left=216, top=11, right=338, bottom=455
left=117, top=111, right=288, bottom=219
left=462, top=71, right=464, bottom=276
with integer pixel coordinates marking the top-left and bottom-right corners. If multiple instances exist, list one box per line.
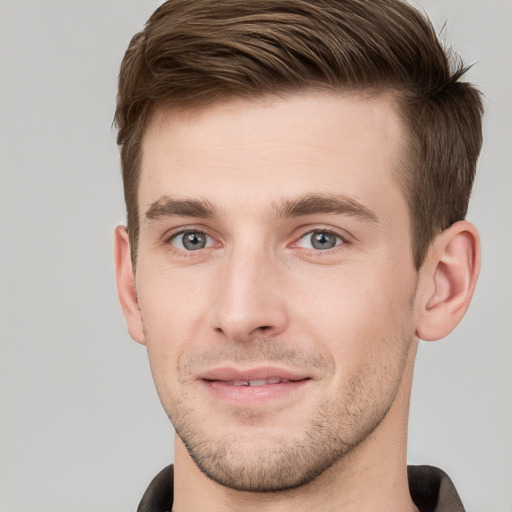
left=199, top=366, right=311, bottom=406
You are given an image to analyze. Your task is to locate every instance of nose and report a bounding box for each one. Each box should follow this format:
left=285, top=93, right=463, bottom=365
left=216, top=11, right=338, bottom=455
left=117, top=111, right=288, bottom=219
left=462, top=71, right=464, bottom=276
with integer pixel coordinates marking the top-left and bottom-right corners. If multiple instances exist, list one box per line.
left=209, top=244, right=289, bottom=342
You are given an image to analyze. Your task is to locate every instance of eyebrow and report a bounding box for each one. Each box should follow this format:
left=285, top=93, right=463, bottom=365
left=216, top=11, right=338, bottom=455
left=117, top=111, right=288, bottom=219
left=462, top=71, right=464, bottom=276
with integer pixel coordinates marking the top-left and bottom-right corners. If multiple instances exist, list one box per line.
left=145, top=197, right=215, bottom=221
left=272, top=194, right=378, bottom=223
left=144, top=193, right=378, bottom=224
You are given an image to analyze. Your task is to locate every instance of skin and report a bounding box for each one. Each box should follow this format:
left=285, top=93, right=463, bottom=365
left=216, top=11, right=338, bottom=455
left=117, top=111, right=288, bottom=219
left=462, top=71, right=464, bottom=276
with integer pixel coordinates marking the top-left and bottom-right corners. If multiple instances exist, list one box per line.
left=115, top=92, right=480, bottom=512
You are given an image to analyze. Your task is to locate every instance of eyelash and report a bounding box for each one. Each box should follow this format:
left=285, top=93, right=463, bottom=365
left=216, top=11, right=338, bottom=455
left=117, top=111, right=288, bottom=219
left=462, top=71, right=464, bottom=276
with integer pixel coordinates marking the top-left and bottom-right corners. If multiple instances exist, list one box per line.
left=164, top=227, right=219, bottom=254
left=163, top=227, right=350, bottom=256
left=291, top=228, right=348, bottom=254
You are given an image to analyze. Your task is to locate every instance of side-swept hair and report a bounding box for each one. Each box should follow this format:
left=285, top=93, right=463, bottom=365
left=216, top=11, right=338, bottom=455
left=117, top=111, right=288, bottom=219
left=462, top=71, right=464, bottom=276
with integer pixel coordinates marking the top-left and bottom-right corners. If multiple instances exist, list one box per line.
left=115, top=0, right=483, bottom=268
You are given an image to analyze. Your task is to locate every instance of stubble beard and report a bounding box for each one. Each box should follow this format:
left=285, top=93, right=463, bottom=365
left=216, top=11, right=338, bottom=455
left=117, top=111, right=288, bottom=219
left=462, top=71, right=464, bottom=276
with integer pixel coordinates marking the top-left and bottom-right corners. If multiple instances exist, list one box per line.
left=155, top=336, right=411, bottom=493
left=173, top=402, right=365, bottom=493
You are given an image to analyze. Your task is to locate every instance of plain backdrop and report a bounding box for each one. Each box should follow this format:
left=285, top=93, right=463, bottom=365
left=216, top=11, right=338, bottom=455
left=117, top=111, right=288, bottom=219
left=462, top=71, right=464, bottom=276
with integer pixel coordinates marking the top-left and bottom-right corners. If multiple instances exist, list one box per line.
left=1, top=1, right=511, bottom=511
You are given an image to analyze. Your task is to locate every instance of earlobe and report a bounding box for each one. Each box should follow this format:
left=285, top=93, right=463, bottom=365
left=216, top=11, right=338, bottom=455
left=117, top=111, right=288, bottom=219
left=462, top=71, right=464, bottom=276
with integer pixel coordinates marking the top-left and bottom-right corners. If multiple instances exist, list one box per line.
left=416, top=221, right=480, bottom=341
left=113, top=226, right=146, bottom=345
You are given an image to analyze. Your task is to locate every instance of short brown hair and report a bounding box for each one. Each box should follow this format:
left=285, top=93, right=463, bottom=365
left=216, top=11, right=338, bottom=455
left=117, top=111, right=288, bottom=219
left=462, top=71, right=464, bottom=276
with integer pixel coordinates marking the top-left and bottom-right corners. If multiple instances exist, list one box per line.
left=115, top=0, right=483, bottom=268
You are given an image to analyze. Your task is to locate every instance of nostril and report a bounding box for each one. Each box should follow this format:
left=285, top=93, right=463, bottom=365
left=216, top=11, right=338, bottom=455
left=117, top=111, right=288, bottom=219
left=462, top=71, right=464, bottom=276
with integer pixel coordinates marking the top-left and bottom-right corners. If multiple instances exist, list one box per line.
left=248, top=325, right=272, bottom=336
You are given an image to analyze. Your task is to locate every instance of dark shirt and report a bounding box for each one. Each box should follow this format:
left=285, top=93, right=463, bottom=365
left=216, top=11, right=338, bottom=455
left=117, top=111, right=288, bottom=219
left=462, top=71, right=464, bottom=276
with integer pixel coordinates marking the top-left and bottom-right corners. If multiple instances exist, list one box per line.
left=137, top=464, right=465, bottom=512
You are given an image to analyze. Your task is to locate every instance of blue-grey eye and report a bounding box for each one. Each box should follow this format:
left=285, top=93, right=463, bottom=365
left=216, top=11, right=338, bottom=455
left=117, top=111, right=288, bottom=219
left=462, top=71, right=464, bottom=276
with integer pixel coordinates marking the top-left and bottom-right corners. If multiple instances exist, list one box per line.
left=171, top=231, right=212, bottom=251
left=297, top=231, right=343, bottom=250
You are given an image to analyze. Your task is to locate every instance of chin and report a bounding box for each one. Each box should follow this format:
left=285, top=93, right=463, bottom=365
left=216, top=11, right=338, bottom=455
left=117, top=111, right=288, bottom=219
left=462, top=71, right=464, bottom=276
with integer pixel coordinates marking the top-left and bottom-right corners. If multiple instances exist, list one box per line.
left=172, top=407, right=376, bottom=493
left=180, top=431, right=347, bottom=492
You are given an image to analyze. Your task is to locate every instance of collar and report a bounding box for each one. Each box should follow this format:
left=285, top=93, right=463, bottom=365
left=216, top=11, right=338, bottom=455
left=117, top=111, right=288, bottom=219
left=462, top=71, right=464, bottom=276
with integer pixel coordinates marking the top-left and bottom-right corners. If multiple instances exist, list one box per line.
left=137, top=464, right=466, bottom=512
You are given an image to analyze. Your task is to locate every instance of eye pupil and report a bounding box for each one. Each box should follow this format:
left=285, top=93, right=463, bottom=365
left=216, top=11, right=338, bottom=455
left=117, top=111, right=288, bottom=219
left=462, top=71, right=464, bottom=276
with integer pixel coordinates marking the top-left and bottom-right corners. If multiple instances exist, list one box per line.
left=182, top=232, right=206, bottom=250
left=311, top=232, right=337, bottom=250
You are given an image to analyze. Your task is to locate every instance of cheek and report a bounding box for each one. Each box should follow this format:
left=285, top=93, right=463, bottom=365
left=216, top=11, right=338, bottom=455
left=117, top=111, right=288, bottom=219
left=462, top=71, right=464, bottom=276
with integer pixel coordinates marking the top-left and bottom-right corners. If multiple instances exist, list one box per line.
left=137, top=262, right=212, bottom=333
left=136, top=267, right=213, bottom=391
left=289, top=262, right=416, bottom=360
left=298, top=270, right=416, bottom=418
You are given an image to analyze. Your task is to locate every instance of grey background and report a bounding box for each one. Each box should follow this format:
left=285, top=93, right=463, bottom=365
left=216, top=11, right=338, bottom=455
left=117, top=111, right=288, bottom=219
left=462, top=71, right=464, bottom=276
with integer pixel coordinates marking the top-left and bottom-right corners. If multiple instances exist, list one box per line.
left=0, top=1, right=510, bottom=511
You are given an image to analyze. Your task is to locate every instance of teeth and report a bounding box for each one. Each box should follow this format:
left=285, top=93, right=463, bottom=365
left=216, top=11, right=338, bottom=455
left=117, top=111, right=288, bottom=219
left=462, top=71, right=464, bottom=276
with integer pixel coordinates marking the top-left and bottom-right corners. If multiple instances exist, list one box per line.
left=230, top=379, right=291, bottom=386
left=249, top=380, right=267, bottom=387
left=232, top=381, right=249, bottom=386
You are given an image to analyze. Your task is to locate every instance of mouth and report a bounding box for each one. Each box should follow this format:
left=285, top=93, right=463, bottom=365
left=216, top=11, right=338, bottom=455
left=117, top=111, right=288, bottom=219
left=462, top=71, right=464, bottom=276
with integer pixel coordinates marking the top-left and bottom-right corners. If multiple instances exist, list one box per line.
left=199, top=367, right=311, bottom=406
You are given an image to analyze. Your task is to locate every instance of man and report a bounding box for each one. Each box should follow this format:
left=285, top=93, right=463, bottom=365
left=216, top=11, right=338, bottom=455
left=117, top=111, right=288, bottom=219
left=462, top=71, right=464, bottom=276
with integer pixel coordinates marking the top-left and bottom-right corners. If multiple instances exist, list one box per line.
left=113, top=1, right=483, bottom=511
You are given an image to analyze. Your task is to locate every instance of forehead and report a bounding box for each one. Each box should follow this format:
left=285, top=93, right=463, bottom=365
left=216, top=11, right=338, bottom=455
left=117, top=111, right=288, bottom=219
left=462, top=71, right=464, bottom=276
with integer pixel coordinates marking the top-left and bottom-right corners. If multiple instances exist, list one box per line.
left=139, top=92, right=407, bottom=218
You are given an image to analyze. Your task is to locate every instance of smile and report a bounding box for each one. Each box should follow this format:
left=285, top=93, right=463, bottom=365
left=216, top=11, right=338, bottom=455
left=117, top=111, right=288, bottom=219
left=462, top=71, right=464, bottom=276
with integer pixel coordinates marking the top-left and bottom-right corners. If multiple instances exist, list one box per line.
left=199, top=368, right=311, bottom=406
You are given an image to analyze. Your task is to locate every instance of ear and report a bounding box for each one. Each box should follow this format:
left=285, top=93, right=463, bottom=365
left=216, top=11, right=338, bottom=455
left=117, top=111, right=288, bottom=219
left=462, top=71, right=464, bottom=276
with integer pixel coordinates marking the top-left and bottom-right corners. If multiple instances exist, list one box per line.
left=113, top=225, right=145, bottom=345
left=415, top=221, right=480, bottom=341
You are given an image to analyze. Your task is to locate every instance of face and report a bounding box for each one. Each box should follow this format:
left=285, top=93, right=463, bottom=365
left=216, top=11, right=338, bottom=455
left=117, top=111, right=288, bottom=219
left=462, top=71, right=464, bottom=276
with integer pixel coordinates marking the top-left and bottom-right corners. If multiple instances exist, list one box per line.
left=128, top=93, right=420, bottom=491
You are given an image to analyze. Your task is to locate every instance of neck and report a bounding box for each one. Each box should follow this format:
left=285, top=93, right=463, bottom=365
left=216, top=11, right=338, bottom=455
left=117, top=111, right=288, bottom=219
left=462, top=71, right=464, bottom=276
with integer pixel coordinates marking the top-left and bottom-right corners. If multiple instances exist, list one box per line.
left=173, top=346, right=419, bottom=512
